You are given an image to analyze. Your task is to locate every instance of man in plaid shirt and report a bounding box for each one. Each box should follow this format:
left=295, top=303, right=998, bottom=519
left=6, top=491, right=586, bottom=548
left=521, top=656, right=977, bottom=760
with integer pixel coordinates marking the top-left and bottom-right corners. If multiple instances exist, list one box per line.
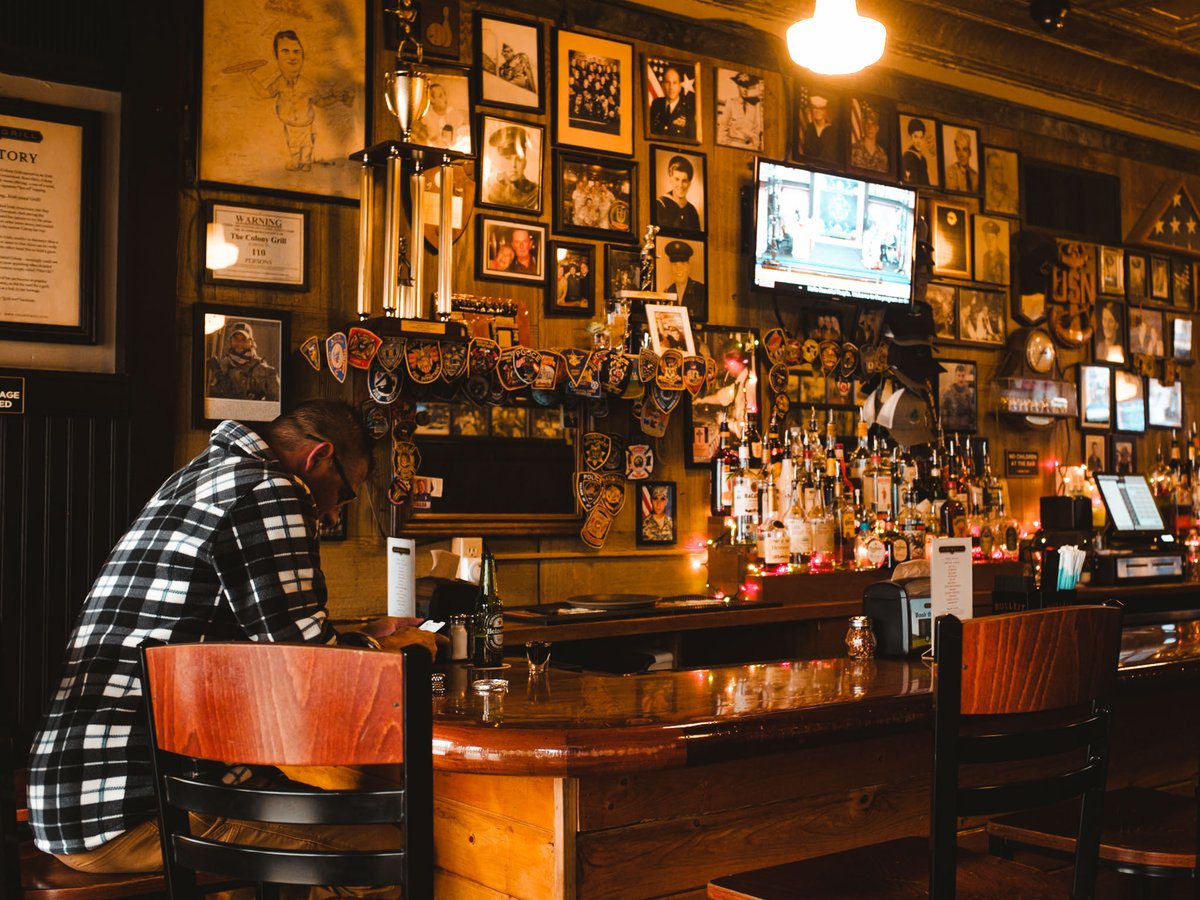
left=28, top=399, right=434, bottom=879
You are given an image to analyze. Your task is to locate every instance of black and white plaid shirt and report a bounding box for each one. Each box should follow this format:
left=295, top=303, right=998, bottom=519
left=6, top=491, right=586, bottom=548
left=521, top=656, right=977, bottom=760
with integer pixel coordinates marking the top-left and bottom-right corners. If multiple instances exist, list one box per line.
left=28, top=421, right=338, bottom=855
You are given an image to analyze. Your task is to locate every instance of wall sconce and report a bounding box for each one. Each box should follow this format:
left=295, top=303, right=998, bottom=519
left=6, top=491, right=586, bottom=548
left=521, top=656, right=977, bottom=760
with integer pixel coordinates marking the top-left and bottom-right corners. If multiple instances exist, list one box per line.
left=205, top=223, right=239, bottom=270
left=787, top=0, right=886, bottom=75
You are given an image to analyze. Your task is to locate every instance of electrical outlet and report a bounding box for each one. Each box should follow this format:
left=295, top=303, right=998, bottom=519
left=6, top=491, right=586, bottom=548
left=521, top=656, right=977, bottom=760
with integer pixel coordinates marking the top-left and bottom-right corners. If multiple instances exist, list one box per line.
left=452, top=537, right=483, bottom=560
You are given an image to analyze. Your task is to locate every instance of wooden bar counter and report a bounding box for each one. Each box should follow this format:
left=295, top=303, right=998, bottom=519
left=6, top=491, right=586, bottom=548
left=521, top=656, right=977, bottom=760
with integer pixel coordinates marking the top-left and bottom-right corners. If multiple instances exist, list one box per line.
left=429, top=618, right=1200, bottom=899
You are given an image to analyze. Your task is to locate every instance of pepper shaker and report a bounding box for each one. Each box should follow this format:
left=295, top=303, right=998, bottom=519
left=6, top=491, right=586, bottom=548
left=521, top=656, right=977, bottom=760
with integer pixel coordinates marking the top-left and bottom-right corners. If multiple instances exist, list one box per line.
left=845, top=615, right=877, bottom=660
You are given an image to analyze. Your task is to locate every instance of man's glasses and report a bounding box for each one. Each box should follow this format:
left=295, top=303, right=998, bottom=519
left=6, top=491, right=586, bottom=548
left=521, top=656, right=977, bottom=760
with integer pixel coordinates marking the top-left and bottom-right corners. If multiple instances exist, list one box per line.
left=305, top=434, right=357, bottom=506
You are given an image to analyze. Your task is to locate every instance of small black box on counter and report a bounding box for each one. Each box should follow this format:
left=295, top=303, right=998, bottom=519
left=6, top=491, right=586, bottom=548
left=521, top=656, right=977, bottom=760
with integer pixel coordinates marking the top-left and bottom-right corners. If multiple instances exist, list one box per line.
left=863, top=570, right=932, bottom=657
left=1040, top=496, right=1092, bottom=531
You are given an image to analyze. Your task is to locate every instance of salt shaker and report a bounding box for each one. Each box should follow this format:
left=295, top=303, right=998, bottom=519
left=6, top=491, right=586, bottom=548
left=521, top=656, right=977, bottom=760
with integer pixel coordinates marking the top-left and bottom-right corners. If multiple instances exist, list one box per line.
left=449, top=615, right=469, bottom=661
left=845, top=615, right=877, bottom=660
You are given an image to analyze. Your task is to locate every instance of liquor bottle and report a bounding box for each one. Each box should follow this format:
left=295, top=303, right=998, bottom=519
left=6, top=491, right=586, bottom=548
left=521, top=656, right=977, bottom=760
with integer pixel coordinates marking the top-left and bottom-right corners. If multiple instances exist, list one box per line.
left=993, top=495, right=1019, bottom=558
left=850, top=421, right=871, bottom=490
left=883, top=510, right=909, bottom=566
left=861, top=451, right=880, bottom=516
left=875, top=445, right=894, bottom=518
left=809, top=475, right=836, bottom=565
left=786, top=472, right=812, bottom=567
left=756, top=466, right=779, bottom=560
left=731, top=437, right=759, bottom=545
left=836, top=443, right=856, bottom=498
left=939, top=453, right=968, bottom=538
left=979, top=439, right=1002, bottom=514
left=744, top=412, right=763, bottom=471
left=711, top=413, right=737, bottom=516
left=472, top=551, right=504, bottom=667
left=1151, top=442, right=1172, bottom=498
left=799, top=449, right=817, bottom=515
left=808, top=407, right=826, bottom=474
left=899, top=487, right=927, bottom=560
left=839, top=482, right=860, bottom=552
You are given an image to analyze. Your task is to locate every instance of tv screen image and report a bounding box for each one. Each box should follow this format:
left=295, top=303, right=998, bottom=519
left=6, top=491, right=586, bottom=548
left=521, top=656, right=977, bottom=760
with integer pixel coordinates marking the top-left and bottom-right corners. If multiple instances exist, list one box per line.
left=753, top=159, right=917, bottom=305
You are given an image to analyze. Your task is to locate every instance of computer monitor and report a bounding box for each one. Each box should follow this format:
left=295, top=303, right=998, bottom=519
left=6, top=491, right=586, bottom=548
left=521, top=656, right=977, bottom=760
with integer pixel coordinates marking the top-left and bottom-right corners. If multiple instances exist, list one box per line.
left=1094, top=474, right=1166, bottom=533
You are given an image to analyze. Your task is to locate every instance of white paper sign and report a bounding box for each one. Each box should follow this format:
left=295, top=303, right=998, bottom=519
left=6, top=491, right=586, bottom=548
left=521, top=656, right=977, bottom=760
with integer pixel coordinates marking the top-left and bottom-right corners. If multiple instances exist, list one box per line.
left=387, top=537, right=416, bottom=618
left=930, top=537, right=973, bottom=651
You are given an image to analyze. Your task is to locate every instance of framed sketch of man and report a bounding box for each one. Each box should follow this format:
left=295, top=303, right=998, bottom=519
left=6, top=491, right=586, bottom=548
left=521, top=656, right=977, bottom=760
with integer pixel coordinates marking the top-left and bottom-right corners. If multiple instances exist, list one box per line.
left=938, top=359, right=977, bottom=433
left=555, top=30, right=634, bottom=155
left=478, top=116, right=543, bottom=213
left=715, top=68, right=764, bottom=151
left=940, top=123, right=981, bottom=194
left=650, top=146, right=705, bottom=236
left=645, top=56, right=701, bottom=143
left=474, top=13, right=543, bottom=112
left=194, top=304, right=288, bottom=427
left=654, top=236, right=707, bottom=323
left=983, top=146, right=1020, bottom=216
left=972, top=215, right=1010, bottom=285
left=898, top=114, right=939, bottom=188
left=794, top=85, right=841, bottom=166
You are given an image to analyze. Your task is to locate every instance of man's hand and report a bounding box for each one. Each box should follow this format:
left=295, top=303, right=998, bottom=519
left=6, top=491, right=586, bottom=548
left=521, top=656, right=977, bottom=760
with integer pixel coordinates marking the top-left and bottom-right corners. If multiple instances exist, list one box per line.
left=360, top=616, right=423, bottom=639
left=378, top=626, right=445, bottom=658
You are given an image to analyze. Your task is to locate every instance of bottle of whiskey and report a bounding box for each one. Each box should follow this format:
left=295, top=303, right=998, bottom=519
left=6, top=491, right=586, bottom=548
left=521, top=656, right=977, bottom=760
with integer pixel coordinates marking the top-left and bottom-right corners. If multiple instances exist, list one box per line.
left=472, top=551, right=504, bottom=667
left=744, top=412, right=763, bottom=472
left=809, top=475, right=836, bottom=567
left=786, top=471, right=812, bottom=568
left=899, top=486, right=927, bottom=560
left=731, top=437, right=758, bottom=545
left=711, top=413, right=737, bottom=516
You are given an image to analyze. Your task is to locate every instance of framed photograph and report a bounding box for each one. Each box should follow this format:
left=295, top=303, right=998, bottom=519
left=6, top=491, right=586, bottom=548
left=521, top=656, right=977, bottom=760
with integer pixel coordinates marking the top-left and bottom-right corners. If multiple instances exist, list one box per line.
left=605, top=244, right=641, bottom=297
left=937, top=359, right=977, bottom=433
left=530, top=407, right=566, bottom=440
left=1078, top=364, right=1112, bottom=431
left=972, top=215, right=1010, bottom=285
left=686, top=325, right=759, bottom=466
left=645, top=55, right=701, bottom=143
left=1128, top=306, right=1166, bottom=357
left=932, top=201, right=971, bottom=278
left=414, top=401, right=451, bottom=435
left=450, top=402, right=489, bottom=436
left=794, top=84, right=842, bottom=167
left=654, top=235, right=707, bottom=322
left=1083, top=433, right=1108, bottom=474
left=203, top=201, right=308, bottom=289
left=714, top=67, right=764, bottom=151
left=194, top=303, right=288, bottom=428
left=474, top=13, right=543, bottom=112
left=957, top=288, right=1006, bottom=345
left=199, top=0, right=366, bottom=200
left=1112, top=435, right=1137, bottom=475
left=898, top=114, right=939, bottom=188
left=547, top=241, right=595, bottom=317
left=1099, top=245, right=1125, bottom=296
left=983, top=146, right=1020, bottom=216
left=846, top=95, right=895, bottom=177
left=1151, top=256, right=1171, bottom=301
left=490, top=406, right=529, bottom=438
left=1173, top=258, right=1194, bottom=309
left=940, top=123, right=981, bottom=194
left=553, top=150, right=636, bottom=242
left=1127, top=253, right=1148, bottom=301
left=855, top=307, right=886, bottom=347
left=927, top=283, right=957, bottom=340
left=1147, top=377, right=1184, bottom=429
left=637, top=481, right=677, bottom=545
left=476, top=216, right=546, bottom=283
left=1114, top=369, right=1146, bottom=433
left=412, top=65, right=473, bottom=154
left=1171, top=315, right=1193, bottom=362
left=645, top=303, right=696, bottom=355
left=650, top=146, right=706, bottom=235
left=554, top=29, right=634, bottom=155
left=1095, top=300, right=1126, bottom=364
left=477, top=115, right=543, bottom=213
left=0, top=98, right=100, bottom=343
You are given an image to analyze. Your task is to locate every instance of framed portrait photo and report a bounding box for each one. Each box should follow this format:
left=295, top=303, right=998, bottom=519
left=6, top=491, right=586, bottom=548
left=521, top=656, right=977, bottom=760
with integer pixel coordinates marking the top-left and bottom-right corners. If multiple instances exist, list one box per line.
left=1112, top=435, right=1138, bottom=475
left=474, top=13, right=543, bottom=112
left=940, top=123, right=981, bottom=194
left=1114, top=369, right=1146, bottom=433
left=450, top=402, right=489, bottom=437
left=1173, top=258, right=1194, bottom=309
left=1171, top=315, right=1194, bottom=362
left=193, top=303, right=288, bottom=428
left=898, top=113, right=940, bottom=189
left=1099, top=245, right=1125, bottom=296
left=490, top=405, right=529, bottom=439
left=982, top=145, right=1020, bottom=216
left=1147, top=377, right=1183, bottom=429
left=1094, top=300, right=1126, bottom=365
left=714, top=67, right=764, bottom=151
left=645, top=303, right=696, bottom=355
left=654, top=235, right=707, bottom=322
left=937, top=358, right=978, bottom=433
left=1078, top=364, right=1112, bottom=431
left=685, top=324, right=759, bottom=466
left=794, top=84, right=842, bottom=167
left=972, top=215, right=1010, bottom=285
left=412, top=64, right=474, bottom=154
left=957, top=288, right=1006, bottom=346
left=932, top=201, right=971, bottom=279
left=1128, top=306, right=1166, bottom=357
left=846, top=95, right=895, bottom=177
left=554, top=29, right=634, bottom=155
left=477, top=115, right=543, bottom=214
left=203, top=201, right=308, bottom=289
left=1151, top=256, right=1171, bottom=302
left=636, top=481, right=677, bottom=545
left=553, top=150, right=636, bottom=242
left=605, top=244, right=641, bottom=297
left=547, top=241, right=596, bottom=317
left=650, top=146, right=706, bottom=236
left=476, top=215, right=547, bottom=283
left=1083, top=433, right=1108, bottom=474
left=645, top=55, right=701, bottom=143
left=927, top=283, right=958, bottom=340
left=1127, top=253, right=1148, bottom=301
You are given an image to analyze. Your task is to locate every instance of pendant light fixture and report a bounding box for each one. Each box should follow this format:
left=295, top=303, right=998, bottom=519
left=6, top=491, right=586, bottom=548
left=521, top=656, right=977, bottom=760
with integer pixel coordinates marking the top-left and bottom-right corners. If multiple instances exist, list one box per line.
left=787, top=0, right=886, bottom=76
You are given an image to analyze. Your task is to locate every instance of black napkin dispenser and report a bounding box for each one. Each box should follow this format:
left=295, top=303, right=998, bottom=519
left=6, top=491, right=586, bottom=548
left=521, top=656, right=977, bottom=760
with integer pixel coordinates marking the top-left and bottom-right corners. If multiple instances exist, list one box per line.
left=862, top=575, right=932, bottom=657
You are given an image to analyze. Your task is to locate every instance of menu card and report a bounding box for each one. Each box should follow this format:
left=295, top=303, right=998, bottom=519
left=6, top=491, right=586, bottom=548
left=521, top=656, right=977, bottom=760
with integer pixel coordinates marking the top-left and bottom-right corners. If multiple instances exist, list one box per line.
left=930, top=537, right=973, bottom=652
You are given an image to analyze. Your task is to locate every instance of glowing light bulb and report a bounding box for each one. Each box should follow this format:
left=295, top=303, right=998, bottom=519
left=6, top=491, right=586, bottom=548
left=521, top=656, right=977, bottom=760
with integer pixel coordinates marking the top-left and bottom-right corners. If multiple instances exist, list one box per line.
left=787, top=0, right=886, bottom=76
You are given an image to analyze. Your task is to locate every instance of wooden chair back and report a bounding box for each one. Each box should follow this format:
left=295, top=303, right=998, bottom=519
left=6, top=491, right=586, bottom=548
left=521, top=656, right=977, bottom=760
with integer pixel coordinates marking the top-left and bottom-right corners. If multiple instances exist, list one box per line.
left=140, top=641, right=432, bottom=900
left=931, top=605, right=1124, bottom=900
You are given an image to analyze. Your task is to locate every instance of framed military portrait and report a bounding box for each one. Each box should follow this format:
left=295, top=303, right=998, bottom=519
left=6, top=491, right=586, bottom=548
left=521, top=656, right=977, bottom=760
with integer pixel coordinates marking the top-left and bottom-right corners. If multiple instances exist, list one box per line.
left=644, top=55, right=701, bottom=144
left=846, top=95, right=895, bottom=177
left=649, top=146, right=706, bottom=236
left=554, top=29, right=634, bottom=155
left=477, top=115, right=543, bottom=214
left=474, top=13, right=543, bottom=112
left=547, top=241, right=596, bottom=318
left=553, top=150, right=636, bottom=242
left=1126, top=252, right=1148, bottom=301
left=793, top=83, right=842, bottom=167
left=939, top=122, right=981, bottom=194
left=937, top=358, right=977, bottom=433
left=654, top=235, right=707, bottom=322
left=972, top=215, right=1010, bottom=285
left=898, top=113, right=940, bottom=189
left=982, top=146, right=1020, bottom=216
left=194, top=303, right=289, bottom=428
left=636, top=481, right=677, bottom=545
left=476, top=215, right=546, bottom=283
left=714, top=67, right=764, bottom=151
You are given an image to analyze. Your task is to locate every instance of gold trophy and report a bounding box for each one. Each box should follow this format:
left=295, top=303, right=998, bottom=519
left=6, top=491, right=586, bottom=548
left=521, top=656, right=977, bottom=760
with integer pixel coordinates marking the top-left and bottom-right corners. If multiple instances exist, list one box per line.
left=383, top=62, right=429, bottom=144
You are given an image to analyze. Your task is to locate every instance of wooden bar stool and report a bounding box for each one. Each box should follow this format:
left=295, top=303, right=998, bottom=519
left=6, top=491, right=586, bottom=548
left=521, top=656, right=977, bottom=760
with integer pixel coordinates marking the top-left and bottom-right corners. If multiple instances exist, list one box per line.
left=709, top=605, right=1124, bottom=900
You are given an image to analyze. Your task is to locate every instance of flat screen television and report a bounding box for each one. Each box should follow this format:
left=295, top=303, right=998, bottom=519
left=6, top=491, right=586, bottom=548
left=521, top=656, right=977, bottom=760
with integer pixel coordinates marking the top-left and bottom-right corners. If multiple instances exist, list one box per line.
left=752, top=158, right=918, bottom=305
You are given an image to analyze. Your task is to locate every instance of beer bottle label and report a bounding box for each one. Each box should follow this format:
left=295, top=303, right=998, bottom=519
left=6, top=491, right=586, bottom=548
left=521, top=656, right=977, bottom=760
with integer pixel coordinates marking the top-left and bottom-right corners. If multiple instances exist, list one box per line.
left=484, top=612, right=503, bottom=652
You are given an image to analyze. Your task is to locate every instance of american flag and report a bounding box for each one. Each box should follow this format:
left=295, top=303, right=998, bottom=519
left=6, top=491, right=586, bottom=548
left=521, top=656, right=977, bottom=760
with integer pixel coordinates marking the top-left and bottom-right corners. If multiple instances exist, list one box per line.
left=646, top=57, right=695, bottom=100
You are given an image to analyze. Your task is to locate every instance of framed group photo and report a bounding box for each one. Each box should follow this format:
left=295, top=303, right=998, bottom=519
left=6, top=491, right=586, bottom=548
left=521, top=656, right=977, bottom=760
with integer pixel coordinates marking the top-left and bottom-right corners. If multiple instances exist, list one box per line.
left=957, top=288, right=1006, bottom=346
left=553, top=150, right=636, bottom=241
left=194, top=303, right=288, bottom=428
left=555, top=29, right=634, bottom=155
left=477, top=115, right=543, bottom=213
left=547, top=241, right=595, bottom=317
left=650, top=146, right=706, bottom=236
left=476, top=215, right=547, bottom=283
left=474, top=13, right=543, bottom=112
left=937, top=358, right=977, bottom=433
left=1128, top=306, right=1166, bottom=357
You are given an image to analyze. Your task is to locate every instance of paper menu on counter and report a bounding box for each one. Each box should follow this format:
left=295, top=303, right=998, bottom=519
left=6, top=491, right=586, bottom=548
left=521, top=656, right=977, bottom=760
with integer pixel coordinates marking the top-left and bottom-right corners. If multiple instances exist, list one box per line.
left=930, top=537, right=973, bottom=651
left=387, top=537, right=416, bottom=618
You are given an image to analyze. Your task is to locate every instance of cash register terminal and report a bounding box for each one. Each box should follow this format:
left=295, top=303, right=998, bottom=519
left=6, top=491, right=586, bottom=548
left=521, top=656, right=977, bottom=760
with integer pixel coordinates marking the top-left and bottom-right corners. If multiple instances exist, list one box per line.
left=1091, top=474, right=1185, bottom=584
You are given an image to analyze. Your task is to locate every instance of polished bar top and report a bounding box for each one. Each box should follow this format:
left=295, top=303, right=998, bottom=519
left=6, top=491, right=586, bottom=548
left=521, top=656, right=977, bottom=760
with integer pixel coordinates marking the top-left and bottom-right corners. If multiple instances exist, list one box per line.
left=431, top=618, right=1200, bottom=776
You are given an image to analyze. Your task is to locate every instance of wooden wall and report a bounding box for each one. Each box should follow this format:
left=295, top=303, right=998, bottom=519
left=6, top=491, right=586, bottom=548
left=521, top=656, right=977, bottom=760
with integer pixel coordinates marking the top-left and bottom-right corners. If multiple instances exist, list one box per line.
left=171, top=0, right=1200, bottom=618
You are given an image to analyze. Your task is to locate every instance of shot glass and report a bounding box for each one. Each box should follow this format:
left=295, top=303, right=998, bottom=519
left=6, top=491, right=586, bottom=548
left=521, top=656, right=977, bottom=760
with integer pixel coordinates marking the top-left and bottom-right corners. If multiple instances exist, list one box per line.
left=524, top=640, right=552, bottom=676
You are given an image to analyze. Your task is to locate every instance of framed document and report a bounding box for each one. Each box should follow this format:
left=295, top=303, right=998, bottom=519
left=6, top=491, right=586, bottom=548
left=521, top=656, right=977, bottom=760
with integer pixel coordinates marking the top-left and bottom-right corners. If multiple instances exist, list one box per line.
left=203, top=202, right=309, bottom=289
left=0, top=98, right=100, bottom=343
left=194, top=303, right=290, bottom=428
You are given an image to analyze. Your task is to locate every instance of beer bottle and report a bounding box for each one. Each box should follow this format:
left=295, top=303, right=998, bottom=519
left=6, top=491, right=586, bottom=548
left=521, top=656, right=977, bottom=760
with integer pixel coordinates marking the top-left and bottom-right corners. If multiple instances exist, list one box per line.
left=472, top=551, right=504, bottom=667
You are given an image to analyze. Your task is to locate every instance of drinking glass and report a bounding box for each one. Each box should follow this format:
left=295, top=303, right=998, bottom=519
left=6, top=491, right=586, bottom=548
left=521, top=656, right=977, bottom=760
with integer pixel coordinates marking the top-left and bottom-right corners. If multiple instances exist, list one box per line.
left=524, top=640, right=552, bottom=676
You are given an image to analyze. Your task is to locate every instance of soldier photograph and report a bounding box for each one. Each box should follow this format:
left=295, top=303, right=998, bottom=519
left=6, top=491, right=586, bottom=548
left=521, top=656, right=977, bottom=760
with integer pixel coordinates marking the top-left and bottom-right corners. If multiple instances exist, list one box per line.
left=637, top=482, right=676, bottom=544
left=481, top=118, right=542, bottom=212
left=202, top=313, right=285, bottom=423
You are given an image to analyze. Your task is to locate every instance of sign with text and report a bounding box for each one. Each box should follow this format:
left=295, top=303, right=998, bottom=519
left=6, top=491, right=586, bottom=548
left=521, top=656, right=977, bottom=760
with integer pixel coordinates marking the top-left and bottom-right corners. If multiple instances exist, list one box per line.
left=0, top=375, right=25, bottom=414
left=930, top=537, right=973, bottom=653
left=205, top=202, right=308, bottom=289
left=1005, top=449, right=1040, bottom=477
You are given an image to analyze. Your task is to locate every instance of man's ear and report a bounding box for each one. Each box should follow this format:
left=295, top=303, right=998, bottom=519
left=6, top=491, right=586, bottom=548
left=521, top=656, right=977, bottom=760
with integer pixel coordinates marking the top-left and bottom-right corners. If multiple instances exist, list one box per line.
left=303, top=440, right=331, bottom=474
